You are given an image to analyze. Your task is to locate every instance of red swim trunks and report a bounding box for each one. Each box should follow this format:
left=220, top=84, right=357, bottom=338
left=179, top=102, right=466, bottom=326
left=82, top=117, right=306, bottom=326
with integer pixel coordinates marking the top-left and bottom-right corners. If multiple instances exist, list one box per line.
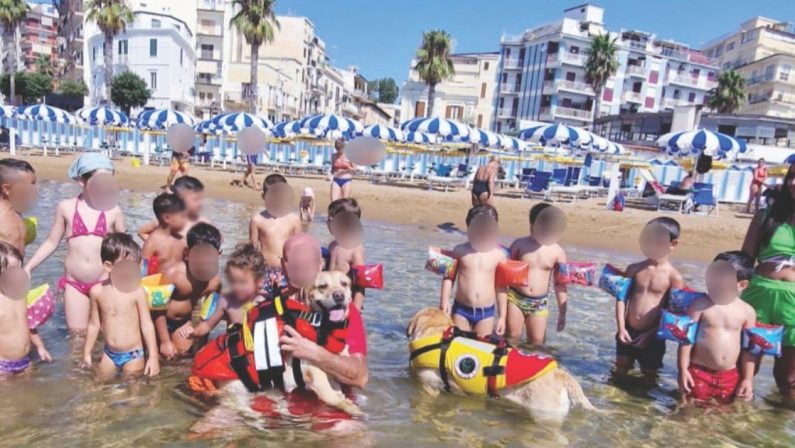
left=688, top=364, right=739, bottom=402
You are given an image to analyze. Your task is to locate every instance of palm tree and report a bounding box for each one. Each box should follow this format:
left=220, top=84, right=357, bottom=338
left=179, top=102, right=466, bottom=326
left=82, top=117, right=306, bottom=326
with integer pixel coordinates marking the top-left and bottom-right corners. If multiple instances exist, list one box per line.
left=708, top=69, right=746, bottom=113
left=85, top=0, right=133, bottom=106
left=230, top=0, right=279, bottom=114
left=35, top=53, right=54, bottom=76
left=584, top=34, right=619, bottom=120
left=0, top=0, right=29, bottom=105
left=414, top=29, right=455, bottom=118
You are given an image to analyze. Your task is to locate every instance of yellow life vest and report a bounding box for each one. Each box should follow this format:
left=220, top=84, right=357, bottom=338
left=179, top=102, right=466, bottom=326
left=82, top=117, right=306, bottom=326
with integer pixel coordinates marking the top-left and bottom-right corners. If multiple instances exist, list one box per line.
left=23, top=216, right=37, bottom=245
left=409, top=327, right=557, bottom=396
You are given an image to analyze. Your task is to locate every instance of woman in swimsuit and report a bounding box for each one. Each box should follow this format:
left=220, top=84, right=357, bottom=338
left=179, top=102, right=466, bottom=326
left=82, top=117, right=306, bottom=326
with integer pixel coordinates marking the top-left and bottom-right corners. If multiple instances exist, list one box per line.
left=746, top=158, right=769, bottom=214
left=330, top=138, right=355, bottom=202
left=25, top=154, right=126, bottom=334
left=742, top=161, right=795, bottom=399
left=472, top=157, right=500, bottom=206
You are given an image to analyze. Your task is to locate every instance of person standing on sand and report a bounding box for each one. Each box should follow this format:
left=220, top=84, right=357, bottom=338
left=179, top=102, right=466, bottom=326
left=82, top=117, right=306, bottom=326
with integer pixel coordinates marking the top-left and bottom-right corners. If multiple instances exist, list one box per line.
left=741, top=162, right=795, bottom=400
left=471, top=157, right=500, bottom=206
left=330, top=139, right=355, bottom=202
left=746, top=159, right=768, bottom=214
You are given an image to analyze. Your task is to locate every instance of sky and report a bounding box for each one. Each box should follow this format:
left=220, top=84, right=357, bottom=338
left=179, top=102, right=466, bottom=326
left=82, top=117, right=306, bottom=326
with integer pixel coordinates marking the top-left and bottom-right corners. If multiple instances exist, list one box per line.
left=274, top=0, right=795, bottom=85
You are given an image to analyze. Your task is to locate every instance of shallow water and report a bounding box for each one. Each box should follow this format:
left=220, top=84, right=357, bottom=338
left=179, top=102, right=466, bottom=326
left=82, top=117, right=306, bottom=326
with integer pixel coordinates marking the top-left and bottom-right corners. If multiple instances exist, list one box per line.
left=3, top=180, right=794, bottom=447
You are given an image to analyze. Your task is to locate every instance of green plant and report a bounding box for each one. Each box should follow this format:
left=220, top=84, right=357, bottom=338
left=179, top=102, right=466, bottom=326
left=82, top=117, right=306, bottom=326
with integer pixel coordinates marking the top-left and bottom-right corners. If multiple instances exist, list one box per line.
left=708, top=69, right=746, bottom=114
left=584, top=34, right=619, bottom=120
left=110, top=71, right=150, bottom=116
left=0, top=72, right=53, bottom=104
left=414, top=29, right=455, bottom=117
left=58, top=79, right=89, bottom=97
left=0, top=0, right=30, bottom=104
left=34, top=54, right=54, bottom=76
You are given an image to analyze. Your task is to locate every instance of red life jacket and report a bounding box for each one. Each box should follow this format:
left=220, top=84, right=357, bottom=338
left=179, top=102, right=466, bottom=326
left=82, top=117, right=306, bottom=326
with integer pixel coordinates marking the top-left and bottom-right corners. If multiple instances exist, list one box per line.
left=192, top=295, right=348, bottom=393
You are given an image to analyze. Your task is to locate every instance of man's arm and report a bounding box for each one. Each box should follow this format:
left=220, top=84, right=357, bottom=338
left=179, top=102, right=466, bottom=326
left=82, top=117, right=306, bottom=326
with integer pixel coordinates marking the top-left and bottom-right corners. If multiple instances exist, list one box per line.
left=280, top=325, right=368, bottom=389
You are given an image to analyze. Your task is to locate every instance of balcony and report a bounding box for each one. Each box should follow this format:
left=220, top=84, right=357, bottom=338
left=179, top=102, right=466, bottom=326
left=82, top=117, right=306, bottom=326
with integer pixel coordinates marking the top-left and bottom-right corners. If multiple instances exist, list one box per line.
left=556, top=80, right=594, bottom=96
left=500, top=84, right=520, bottom=95
left=668, top=73, right=716, bottom=90
left=663, top=97, right=689, bottom=108
left=196, top=74, right=222, bottom=86
left=746, top=74, right=775, bottom=86
left=625, top=65, right=646, bottom=77
left=196, top=25, right=223, bottom=37
left=623, top=91, right=643, bottom=103
left=554, top=106, right=592, bottom=120
left=497, top=108, right=517, bottom=118
left=560, top=52, right=587, bottom=66
left=503, top=58, right=523, bottom=70
left=198, top=0, right=225, bottom=12
left=539, top=106, right=553, bottom=120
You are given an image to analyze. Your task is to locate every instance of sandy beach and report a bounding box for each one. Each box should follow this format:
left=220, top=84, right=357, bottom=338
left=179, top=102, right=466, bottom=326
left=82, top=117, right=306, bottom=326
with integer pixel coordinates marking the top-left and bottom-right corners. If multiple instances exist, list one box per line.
left=6, top=152, right=751, bottom=262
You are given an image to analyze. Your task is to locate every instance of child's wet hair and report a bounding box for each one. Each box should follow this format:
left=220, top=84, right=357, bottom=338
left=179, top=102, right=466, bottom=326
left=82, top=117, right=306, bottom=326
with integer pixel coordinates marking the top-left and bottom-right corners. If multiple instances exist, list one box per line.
left=0, top=241, right=22, bottom=272
left=173, top=176, right=204, bottom=195
left=262, top=173, right=287, bottom=194
left=328, top=198, right=361, bottom=219
left=466, top=204, right=499, bottom=226
left=187, top=222, right=222, bottom=250
left=646, top=217, right=681, bottom=241
left=153, top=192, right=186, bottom=222
left=100, top=233, right=142, bottom=264
left=0, top=158, right=34, bottom=185
left=713, top=251, right=755, bottom=281
left=226, top=243, right=266, bottom=277
left=529, top=203, right=553, bottom=225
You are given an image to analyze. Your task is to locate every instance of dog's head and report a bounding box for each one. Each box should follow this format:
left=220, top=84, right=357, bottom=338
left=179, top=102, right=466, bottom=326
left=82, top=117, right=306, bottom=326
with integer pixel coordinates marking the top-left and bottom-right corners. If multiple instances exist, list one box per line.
left=307, top=271, right=352, bottom=323
left=406, top=308, right=454, bottom=341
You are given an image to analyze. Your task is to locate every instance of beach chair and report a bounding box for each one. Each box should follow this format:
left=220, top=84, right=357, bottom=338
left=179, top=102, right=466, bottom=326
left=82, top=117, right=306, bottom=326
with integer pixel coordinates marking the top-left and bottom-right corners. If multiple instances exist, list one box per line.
left=523, top=172, right=552, bottom=199
left=692, top=188, right=719, bottom=216
left=551, top=168, right=567, bottom=185
left=427, top=164, right=463, bottom=192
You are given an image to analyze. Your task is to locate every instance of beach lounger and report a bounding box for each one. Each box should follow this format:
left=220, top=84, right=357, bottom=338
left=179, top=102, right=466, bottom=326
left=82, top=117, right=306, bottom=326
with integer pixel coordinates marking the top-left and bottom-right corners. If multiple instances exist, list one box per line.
left=549, top=185, right=585, bottom=203
left=427, top=164, right=464, bottom=192
left=692, top=188, right=719, bottom=216
left=523, top=175, right=551, bottom=199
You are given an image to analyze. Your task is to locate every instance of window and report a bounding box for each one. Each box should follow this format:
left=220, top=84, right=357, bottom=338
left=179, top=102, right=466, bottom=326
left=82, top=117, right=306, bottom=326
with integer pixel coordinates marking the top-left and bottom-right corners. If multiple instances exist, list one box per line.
left=644, top=97, right=654, bottom=108
left=649, top=70, right=659, bottom=84
left=151, top=19, right=161, bottom=28
left=480, top=82, right=486, bottom=98
left=201, top=44, right=213, bottom=59
left=118, top=39, right=128, bottom=55
left=445, top=105, right=463, bottom=120
left=477, top=114, right=483, bottom=128
left=92, top=46, right=96, bottom=62
left=180, top=49, right=184, bottom=65
left=414, top=101, right=426, bottom=118
left=766, top=64, right=775, bottom=80
left=603, top=88, right=613, bottom=102
left=505, top=48, right=510, bottom=58
left=565, top=71, right=576, bottom=82
left=673, top=89, right=680, bottom=99
left=780, top=64, right=791, bottom=82
left=569, top=46, right=580, bottom=54
left=726, top=41, right=735, bottom=51
left=150, top=71, right=157, bottom=90
left=688, top=92, right=696, bottom=102
left=149, top=39, right=157, bottom=57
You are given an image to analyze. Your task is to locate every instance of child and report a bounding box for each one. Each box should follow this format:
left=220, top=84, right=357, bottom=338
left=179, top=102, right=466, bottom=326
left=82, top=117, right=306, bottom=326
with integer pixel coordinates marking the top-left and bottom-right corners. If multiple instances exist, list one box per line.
left=142, top=193, right=189, bottom=275
left=154, top=223, right=222, bottom=359
left=300, top=187, right=316, bottom=224
left=82, top=233, right=159, bottom=378
left=327, top=198, right=365, bottom=309
left=179, top=243, right=266, bottom=339
left=615, top=217, right=685, bottom=377
left=0, top=159, right=37, bottom=255
left=678, top=251, right=757, bottom=403
left=138, top=176, right=208, bottom=240
left=0, top=241, right=51, bottom=375
left=440, top=205, right=507, bottom=338
left=25, top=153, right=126, bottom=333
left=250, top=174, right=302, bottom=295
left=507, top=203, right=568, bottom=345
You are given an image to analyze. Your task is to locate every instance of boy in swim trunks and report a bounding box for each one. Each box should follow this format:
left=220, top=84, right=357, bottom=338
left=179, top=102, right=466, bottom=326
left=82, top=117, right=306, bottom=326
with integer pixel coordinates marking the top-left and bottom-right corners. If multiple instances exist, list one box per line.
left=142, top=192, right=189, bottom=275
left=440, top=205, right=507, bottom=338
left=138, top=176, right=209, bottom=241
left=327, top=198, right=366, bottom=309
left=678, top=251, right=757, bottom=404
left=0, top=242, right=51, bottom=375
left=615, top=217, right=685, bottom=378
left=250, top=174, right=301, bottom=296
left=82, top=233, right=159, bottom=378
left=0, top=159, right=37, bottom=256
left=507, top=203, right=569, bottom=346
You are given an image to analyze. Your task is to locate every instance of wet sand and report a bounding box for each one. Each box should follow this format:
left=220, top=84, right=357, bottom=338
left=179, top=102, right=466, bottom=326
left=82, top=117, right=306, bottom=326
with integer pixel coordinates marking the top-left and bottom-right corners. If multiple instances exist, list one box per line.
left=7, top=152, right=751, bottom=262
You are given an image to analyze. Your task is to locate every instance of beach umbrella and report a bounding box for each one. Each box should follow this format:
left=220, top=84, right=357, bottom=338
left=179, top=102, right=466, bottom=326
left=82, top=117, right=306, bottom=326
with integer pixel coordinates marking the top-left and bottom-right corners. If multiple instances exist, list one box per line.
left=402, top=131, right=433, bottom=145
left=401, top=116, right=471, bottom=140
left=517, top=123, right=591, bottom=147
left=300, top=113, right=363, bottom=137
left=497, top=134, right=526, bottom=152
left=657, top=128, right=747, bottom=159
left=588, top=133, right=628, bottom=155
left=273, top=119, right=304, bottom=138
left=16, top=104, right=75, bottom=123
left=209, top=111, right=273, bottom=134
left=136, top=108, right=195, bottom=130
left=76, top=106, right=129, bottom=126
left=0, top=105, right=15, bottom=118
left=466, top=128, right=501, bottom=148
left=362, top=124, right=403, bottom=141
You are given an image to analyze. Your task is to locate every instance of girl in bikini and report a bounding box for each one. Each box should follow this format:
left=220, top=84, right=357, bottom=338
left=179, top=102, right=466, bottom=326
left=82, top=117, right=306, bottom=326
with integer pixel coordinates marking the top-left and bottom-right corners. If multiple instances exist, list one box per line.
left=330, top=138, right=355, bottom=202
left=25, top=154, right=126, bottom=334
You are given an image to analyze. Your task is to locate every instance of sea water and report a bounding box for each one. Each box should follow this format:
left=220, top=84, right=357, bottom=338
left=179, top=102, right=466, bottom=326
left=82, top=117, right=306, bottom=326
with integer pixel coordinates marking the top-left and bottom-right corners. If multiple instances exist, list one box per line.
left=2, top=180, right=793, bottom=447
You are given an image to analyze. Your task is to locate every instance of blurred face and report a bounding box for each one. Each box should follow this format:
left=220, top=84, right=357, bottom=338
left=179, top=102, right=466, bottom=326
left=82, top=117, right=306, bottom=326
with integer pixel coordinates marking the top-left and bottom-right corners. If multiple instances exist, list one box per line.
left=180, top=190, right=204, bottom=218
left=467, top=214, right=499, bottom=252
left=226, top=265, right=262, bottom=303
left=0, top=257, right=28, bottom=300
left=328, top=212, right=362, bottom=248
left=2, top=170, right=37, bottom=213
left=164, top=210, right=188, bottom=232
left=706, top=260, right=746, bottom=303
left=639, top=223, right=677, bottom=261
left=335, top=140, right=345, bottom=153
left=82, top=171, right=119, bottom=211
left=758, top=159, right=766, bottom=168
left=531, top=207, right=566, bottom=246
left=281, top=242, right=323, bottom=289
left=186, top=243, right=220, bottom=282
left=262, top=182, right=294, bottom=217
left=106, top=259, right=142, bottom=293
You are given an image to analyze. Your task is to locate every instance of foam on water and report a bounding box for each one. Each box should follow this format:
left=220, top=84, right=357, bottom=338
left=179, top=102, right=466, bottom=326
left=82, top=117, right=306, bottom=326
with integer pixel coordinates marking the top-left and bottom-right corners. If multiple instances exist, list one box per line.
left=2, top=180, right=791, bottom=446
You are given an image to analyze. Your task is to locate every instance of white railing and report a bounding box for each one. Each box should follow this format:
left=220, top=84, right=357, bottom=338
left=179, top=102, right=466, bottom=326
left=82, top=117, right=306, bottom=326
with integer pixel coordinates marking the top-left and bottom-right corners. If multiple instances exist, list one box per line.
left=561, top=52, right=587, bottom=65
left=556, top=80, right=594, bottom=95
left=500, top=84, right=520, bottom=94
left=623, top=91, right=643, bottom=103
left=197, top=26, right=222, bottom=36
left=668, top=74, right=716, bottom=89
left=625, top=65, right=646, bottom=77
left=497, top=108, right=516, bottom=118
left=503, top=58, right=522, bottom=69
left=554, top=106, right=592, bottom=119
left=543, top=80, right=556, bottom=92
left=663, top=98, right=687, bottom=108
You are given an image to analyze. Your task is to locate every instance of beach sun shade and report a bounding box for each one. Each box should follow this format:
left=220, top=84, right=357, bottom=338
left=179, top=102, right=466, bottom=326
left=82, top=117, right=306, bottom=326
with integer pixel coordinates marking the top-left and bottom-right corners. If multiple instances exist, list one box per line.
left=497, top=134, right=526, bottom=152
left=0, top=105, right=15, bottom=118
left=465, top=128, right=501, bottom=148
left=362, top=124, right=403, bottom=141
left=588, top=132, right=628, bottom=155
left=16, top=104, right=75, bottom=124
left=402, top=131, right=433, bottom=144
left=76, top=106, right=129, bottom=126
left=207, top=112, right=273, bottom=134
left=658, top=128, right=748, bottom=159
left=136, top=108, right=195, bottom=130
left=273, top=119, right=304, bottom=138
left=517, top=123, right=592, bottom=147
left=300, top=113, right=363, bottom=137
left=401, top=116, right=471, bottom=140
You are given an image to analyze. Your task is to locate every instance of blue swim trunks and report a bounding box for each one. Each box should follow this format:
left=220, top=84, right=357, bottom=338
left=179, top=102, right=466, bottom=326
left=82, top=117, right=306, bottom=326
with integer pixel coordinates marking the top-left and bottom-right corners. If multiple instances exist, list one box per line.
left=452, top=301, right=496, bottom=327
left=104, top=346, right=145, bottom=369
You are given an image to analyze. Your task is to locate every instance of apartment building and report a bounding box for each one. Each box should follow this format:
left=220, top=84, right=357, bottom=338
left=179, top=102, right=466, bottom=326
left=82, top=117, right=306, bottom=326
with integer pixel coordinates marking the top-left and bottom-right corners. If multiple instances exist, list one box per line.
left=399, top=51, right=499, bottom=128
left=195, top=0, right=225, bottom=118
left=20, top=1, right=59, bottom=73
left=493, top=3, right=718, bottom=132
left=702, top=17, right=795, bottom=118
left=56, top=0, right=84, bottom=82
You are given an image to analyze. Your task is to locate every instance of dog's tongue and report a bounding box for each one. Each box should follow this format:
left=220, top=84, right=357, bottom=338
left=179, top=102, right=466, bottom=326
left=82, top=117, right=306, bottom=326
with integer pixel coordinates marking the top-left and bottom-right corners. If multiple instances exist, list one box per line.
left=329, top=307, right=346, bottom=322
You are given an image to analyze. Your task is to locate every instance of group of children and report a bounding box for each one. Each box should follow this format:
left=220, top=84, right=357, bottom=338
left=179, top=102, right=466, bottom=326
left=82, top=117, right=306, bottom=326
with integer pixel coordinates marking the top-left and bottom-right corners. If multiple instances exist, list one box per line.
left=439, top=201, right=761, bottom=404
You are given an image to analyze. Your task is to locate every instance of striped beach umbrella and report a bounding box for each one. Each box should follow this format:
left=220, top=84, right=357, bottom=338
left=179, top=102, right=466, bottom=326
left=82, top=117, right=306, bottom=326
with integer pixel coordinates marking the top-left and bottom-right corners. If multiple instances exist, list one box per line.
left=587, top=133, right=628, bottom=155
left=0, top=105, right=15, bottom=118
left=401, top=116, right=471, bottom=140
left=209, top=111, right=273, bottom=134
left=76, top=106, right=129, bottom=126
left=136, top=108, right=194, bottom=130
left=17, top=104, right=75, bottom=123
left=466, top=128, right=501, bottom=148
left=517, top=123, right=591, bottom=147
left=658, top=128, right=747, bottom=159
left=402, top=131, right=433, bottom=145
left=497, top=134, right=526, bottom=152
left=301, top=113, right=363, bottom=136
left=362, top=124, right=403, bottom=141
left=273, top=119, right=304, bottom=138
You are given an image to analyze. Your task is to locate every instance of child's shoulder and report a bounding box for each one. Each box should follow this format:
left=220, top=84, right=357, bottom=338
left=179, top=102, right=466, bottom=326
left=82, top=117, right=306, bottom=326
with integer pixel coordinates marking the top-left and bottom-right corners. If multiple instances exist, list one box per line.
left=625, top=260, right=648, bottom=276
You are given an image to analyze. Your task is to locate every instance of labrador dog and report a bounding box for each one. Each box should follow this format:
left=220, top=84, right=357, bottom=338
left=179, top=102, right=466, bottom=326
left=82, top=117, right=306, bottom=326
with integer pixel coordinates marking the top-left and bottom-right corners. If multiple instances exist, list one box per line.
left=406, top=307, right=595, bottom=423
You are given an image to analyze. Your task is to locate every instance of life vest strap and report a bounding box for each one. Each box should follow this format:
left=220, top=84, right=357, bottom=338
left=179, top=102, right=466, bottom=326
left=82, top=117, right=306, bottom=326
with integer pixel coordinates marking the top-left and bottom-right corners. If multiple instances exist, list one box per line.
left=227, top=324, right=261, bottom=393
left=485, top=336, right=510, bottom=398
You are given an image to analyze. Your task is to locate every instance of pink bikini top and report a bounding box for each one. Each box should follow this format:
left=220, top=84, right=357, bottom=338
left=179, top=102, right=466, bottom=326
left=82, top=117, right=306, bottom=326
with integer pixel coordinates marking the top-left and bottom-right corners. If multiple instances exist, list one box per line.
left=67, top=197, right=107, bottom=240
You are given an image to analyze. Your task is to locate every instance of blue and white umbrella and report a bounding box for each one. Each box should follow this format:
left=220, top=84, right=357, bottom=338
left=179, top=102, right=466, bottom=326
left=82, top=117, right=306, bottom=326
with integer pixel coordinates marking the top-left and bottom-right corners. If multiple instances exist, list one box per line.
left=301, top=113, right=363, bottom=136
left=497, top=134, right=526, bottom=152
left=657, top=128, right=747, bottom=159
left=361, top=124, right=403, bottom=141
left=209, top=112, right=273, bottom=134
left=77, top=106, right=129, bottom=126
left=0, top=105, right=15, bottom=118
left=136, top=108, right=195, bottom=130
left=17, top=104, right=75, bottom=123
left=273, top=119, right=304, bottom=138
left=401, top=116, right=471, bottom=140
left=466, top=128, right=501, bottom=148
left=587, top=133, right=628, bottom=155
left=402, top=131, right=433, bottom=145
left=517, top=123, right=592, bottom=147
